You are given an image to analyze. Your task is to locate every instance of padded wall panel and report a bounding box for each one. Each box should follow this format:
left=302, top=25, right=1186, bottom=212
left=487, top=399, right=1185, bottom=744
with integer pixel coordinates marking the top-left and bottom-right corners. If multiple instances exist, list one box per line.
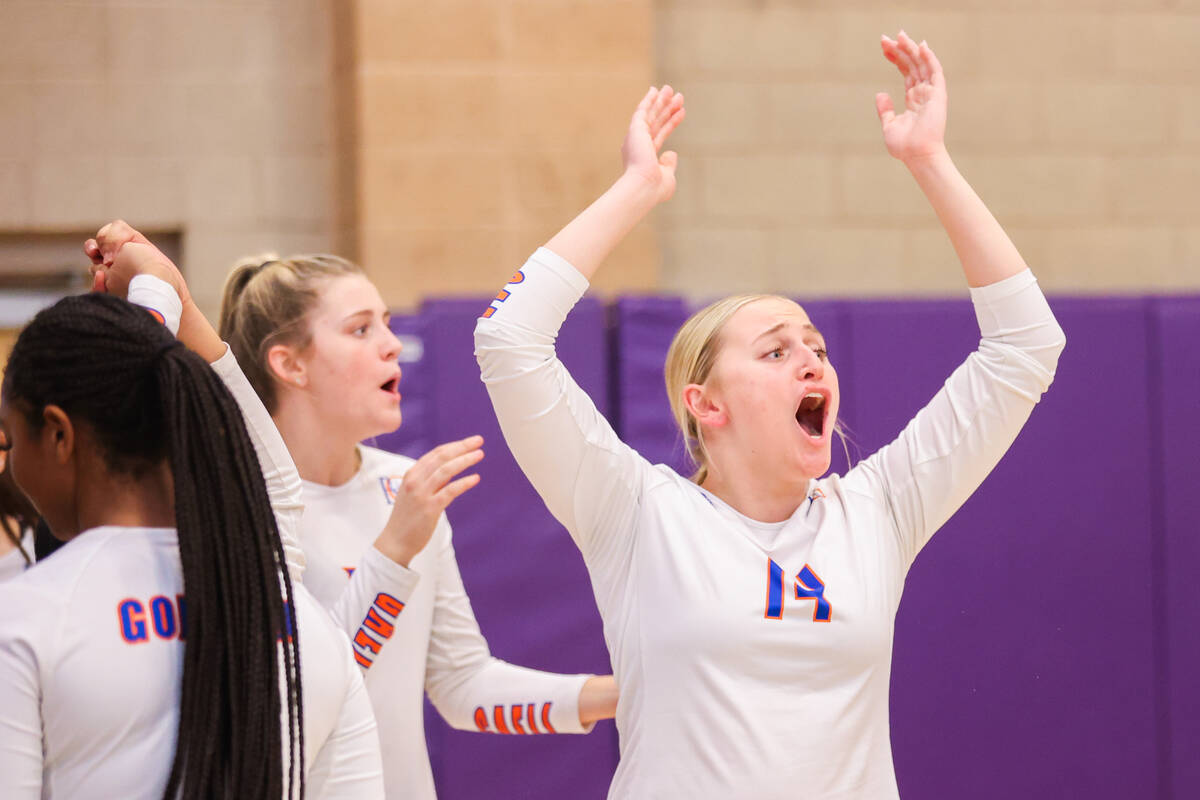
left=1155, top=298, right=1200, bottom=799
left=415, top=298, right=617, bottom=800
left=860, top=299, right=1159, bottom=800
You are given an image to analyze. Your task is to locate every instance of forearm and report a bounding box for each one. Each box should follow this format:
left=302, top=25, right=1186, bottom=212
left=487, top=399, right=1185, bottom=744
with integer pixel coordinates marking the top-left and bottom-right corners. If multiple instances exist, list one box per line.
left=577, top=675, right=618, bottom=726
left=427, top=658, right=597, bottom=735
left=905, top=147, right=1028, bottom=288
left=545, top=172, right=661, bottom=281
left=328, top=549, right=419, bottom=670
left=178, top=300, right=226, bottom=363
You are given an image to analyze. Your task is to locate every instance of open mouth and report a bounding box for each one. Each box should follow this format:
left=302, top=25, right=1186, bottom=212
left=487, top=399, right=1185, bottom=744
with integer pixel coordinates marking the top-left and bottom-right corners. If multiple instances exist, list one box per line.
left=796, top=392, right=826, bottom=439
left=380, top=377, right=399, bottom=395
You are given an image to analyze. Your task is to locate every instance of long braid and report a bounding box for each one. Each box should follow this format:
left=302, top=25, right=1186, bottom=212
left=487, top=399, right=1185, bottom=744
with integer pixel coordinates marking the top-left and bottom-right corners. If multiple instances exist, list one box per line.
left=4, top=294, right=304, bottom=799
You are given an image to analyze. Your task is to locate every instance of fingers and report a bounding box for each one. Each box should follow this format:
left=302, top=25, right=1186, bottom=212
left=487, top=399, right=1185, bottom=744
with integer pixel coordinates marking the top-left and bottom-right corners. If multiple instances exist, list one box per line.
left=649, top=85, right=672, bottom=126
left=659, top=150, right=678, bottom=177
left=919, top=40, right=944, bottom=87
left=630, top=86, right=657, bottom=130
left=91, top=269, right=107, bottom=294
left=652, top=104, right=685, bottom=151
left=94, top=219, right=148, bottom=265
left=83, top=238, right=102, bottom=265
left=881, top=33, right=920, bottom=90
left=433, top=473, right=482, bottom=507
left=634, top=86, right=656, bottom=118
left=874, top=93, right=896, bottom=126
left=426, top=447, right=485, bottom=492
left=896, top=31, right=928, bottom=83
left=409, top=435, right=484, bottom=482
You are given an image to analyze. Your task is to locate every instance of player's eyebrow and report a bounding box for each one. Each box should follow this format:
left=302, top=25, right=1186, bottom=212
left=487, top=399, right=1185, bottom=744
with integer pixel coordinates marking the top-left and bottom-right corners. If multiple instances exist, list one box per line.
left=753, top=321, right=822, bottom=343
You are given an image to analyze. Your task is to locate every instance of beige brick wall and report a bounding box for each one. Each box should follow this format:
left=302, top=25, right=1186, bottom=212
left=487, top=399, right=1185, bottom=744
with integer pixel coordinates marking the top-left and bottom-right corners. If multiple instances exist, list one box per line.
left=0, top=0, right=346, bottom=320
left=4, top=1, right=1198, bottom=316
left=353, top=0, right=657, bottom=307
left=655, top=1, right=1200, bottom=299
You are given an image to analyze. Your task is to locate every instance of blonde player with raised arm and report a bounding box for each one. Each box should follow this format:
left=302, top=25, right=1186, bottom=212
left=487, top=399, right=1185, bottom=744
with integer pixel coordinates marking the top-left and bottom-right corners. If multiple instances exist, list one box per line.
left=475, top=34, right=1066, bottom=799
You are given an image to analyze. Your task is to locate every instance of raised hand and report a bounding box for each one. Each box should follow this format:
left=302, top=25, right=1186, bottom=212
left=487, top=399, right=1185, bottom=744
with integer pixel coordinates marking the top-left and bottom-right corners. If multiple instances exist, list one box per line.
left=621, top=86, right=685, bottom=205
left=373, top=435, right=485, bottom=567
left=84, top=220, right=190, bottom=305
left=876, top=32, right=947, bottom=164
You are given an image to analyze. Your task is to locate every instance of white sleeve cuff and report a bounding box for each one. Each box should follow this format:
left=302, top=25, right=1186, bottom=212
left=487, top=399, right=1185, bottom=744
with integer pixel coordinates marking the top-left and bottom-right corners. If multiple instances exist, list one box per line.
left=127, top=274, right=183, bottom=336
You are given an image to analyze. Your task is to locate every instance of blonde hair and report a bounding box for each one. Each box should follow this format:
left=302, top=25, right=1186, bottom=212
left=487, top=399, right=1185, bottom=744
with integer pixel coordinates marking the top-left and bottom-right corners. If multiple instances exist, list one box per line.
left=218, top=253, right=366, bottom=412
left=664, top=294, right=780, bottom=484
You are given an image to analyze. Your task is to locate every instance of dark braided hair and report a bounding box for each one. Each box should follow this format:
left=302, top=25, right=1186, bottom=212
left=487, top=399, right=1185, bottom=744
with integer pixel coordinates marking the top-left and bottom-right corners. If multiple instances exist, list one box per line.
left=3, top=293, right=304, bottom=799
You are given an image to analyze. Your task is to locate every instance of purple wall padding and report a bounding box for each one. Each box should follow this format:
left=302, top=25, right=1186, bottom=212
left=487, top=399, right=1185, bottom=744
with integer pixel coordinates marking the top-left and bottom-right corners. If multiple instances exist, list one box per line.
left=613, top=297, right=690, bottom=474
left=1155, top=298, right=1200, bottom=799
left=866, top=299, right=1159, bottom=799
left=384, top=298, right=618, bottom=799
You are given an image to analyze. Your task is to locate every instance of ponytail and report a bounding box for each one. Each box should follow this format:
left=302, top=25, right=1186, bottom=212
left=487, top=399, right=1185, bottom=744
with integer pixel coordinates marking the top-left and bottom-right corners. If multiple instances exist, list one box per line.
left=4, top=294, right=304, bottom=799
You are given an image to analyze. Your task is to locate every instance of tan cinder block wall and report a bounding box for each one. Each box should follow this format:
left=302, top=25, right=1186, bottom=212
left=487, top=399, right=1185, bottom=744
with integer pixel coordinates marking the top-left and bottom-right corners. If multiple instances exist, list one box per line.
left=353, top=0, right=657, bottom=307
left=655, top=0, right=1200, bottom=300
left=0, top=0, right=346, bottom=320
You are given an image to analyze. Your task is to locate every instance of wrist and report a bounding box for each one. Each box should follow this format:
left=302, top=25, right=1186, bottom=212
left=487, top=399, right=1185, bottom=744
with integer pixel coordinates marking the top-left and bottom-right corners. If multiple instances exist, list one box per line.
left=616, top=169, right=669, bottom=209
left=373, top=535, right=415, bottom=568
left=578, top=675, right=619, bottom=725
left=902, top=144, right=952, bottom=175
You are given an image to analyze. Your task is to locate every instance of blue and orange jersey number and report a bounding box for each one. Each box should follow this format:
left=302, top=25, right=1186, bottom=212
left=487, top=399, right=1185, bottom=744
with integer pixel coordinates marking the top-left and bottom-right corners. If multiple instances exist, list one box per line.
left=764, top=558, right=832, bottom=623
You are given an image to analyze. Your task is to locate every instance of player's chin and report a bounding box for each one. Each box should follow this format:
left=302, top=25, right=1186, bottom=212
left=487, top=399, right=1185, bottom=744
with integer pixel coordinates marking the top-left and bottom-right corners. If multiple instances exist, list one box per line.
left=792, top=446, right=832, bottom=479
left=374, top=407, right=402, bottom=436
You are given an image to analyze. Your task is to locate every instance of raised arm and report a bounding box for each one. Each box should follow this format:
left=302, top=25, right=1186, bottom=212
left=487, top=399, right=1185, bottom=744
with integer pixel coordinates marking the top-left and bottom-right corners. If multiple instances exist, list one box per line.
left=86, top=222, right=306, bottom=580
left=474, top=89, right=685, bottom=574
left=845, top=36, right=1067, bottom=565
left=544, top=86, right=684, bottom=279
left=876, top=32, right=1026, bottom=288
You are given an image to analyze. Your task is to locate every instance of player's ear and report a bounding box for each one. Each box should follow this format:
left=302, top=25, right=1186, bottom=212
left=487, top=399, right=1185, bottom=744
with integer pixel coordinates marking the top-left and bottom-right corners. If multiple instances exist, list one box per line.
left=41, top=405, right=75, bottom=464
left=683, top=383, right=727, bottom=429
left=266, top=343, right=308, bottom=390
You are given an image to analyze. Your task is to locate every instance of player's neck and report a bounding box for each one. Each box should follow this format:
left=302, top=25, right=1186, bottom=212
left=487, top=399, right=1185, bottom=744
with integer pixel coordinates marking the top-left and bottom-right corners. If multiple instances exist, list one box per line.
left=76, top=460, right=176, bottom=535
left=700, top=459, right=808, bottom=524
left=272, top=401, right=361, bottom=487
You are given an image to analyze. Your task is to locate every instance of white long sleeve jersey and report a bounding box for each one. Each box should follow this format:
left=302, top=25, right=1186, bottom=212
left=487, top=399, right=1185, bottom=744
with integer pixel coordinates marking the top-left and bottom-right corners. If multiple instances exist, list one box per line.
left=300, top=445, right=594, bottom=800
left=0, top=345, right=384, bottom=799
left=475, top=248, right=1066, bottom=800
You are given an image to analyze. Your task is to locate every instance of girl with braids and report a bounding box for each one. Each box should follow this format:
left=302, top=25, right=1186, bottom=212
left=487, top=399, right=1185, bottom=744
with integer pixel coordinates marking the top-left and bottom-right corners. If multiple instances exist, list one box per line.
left=0, top=222, right=385, bottom=799
left=220, top=241, right=618, bottom=798
left=476, top=35, right=1065, bottom=799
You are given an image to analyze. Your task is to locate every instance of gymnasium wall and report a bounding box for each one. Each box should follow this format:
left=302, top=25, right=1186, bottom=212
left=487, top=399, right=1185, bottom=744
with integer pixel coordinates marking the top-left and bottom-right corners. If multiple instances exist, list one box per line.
left=3, top=1, right=1197, bottom=322
left=653, top=0, right=1200, bottom=299
left=0, top=0, right=346, bottom=316
left=381, top=291, right=1199, bottom=800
